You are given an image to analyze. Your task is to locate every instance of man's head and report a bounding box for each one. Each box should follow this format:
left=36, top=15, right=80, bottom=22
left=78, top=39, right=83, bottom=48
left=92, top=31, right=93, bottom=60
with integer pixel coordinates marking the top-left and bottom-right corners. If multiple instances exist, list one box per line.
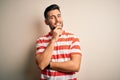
left=44, top=4, right=63, bottom=30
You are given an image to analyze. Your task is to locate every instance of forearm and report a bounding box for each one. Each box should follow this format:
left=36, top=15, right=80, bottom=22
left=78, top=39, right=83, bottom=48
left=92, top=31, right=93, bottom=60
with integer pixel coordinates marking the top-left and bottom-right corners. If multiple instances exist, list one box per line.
left=50, top=60, right=80, bottom=72
left=50, top=54, right=82, bottom=72
left=36, top=39, right=55, bottom=70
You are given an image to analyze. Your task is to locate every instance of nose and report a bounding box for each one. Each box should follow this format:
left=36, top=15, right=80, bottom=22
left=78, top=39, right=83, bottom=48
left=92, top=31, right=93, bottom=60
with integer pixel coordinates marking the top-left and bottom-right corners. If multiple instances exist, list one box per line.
left=55, top=16, right=59, bottom=22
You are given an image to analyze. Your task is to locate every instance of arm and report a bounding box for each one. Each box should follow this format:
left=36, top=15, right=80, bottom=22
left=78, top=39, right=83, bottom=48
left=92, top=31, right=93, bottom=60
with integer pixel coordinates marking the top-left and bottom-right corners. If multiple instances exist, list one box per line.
left=36, top=39, right=56, bottom=70
left=50, top=36, right=82, bottom=72
left=35, top=27, right=63, bottom=70
left=50, top=54, right=82, bottom=72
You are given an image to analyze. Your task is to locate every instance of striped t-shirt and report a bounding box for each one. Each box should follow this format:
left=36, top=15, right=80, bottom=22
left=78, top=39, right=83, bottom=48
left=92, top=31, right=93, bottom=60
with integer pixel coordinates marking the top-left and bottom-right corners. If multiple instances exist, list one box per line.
left=36, top=30, right=82, bottom=80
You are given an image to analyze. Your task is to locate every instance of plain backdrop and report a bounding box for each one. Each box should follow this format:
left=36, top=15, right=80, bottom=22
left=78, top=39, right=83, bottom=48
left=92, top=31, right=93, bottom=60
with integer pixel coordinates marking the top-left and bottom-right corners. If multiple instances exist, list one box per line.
left=0, top=0, right=120, bottom=80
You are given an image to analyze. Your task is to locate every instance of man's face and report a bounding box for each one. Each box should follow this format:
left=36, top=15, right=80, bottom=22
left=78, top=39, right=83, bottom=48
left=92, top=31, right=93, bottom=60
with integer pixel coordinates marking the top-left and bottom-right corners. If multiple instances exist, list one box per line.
left=45, top=9, right=63, bottom=30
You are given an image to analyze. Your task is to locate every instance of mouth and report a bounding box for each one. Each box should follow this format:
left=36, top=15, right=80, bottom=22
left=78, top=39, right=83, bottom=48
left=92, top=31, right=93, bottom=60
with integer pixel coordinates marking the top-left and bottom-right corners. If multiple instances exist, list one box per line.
left=56, top=23, right=61, bottom=26
left=56, top=23, right=60, bottom=26
left=51, top=22, right=63, bottom=30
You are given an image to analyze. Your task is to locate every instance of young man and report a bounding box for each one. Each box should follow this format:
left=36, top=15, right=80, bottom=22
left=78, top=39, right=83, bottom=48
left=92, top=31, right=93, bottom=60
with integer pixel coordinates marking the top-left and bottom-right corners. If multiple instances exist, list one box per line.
left=36, top=4, right=82, bottom=80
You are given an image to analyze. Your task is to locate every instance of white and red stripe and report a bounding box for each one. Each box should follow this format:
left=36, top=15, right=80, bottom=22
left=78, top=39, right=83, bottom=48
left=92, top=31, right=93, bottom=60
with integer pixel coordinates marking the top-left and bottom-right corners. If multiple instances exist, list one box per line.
left=36, top=30, right=82, bottom=80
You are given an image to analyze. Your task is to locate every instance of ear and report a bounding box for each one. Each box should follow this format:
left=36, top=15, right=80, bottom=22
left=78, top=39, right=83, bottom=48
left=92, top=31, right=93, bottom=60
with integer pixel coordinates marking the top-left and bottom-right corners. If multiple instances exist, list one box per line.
left=45, top=19, right=49, bottom=25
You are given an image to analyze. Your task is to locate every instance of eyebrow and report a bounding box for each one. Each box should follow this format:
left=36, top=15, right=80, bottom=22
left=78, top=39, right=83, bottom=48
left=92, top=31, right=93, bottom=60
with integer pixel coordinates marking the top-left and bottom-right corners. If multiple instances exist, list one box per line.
left=49, top=13, right=61, bottom=18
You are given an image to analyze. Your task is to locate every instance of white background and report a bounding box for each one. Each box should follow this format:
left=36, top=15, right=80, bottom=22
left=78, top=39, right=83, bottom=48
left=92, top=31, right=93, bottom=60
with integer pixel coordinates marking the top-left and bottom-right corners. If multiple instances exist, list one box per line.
left=0, top=0, right=120, bottom=80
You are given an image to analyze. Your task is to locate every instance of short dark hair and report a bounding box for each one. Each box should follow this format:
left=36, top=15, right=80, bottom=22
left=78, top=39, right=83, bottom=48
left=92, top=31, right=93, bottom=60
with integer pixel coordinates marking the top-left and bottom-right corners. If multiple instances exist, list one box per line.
left=44, top=4, right=61, bottom=19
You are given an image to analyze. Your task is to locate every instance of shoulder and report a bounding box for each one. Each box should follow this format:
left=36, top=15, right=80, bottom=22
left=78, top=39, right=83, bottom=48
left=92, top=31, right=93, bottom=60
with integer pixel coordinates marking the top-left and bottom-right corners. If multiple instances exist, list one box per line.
left=36, top=32, right=51, bottom=43
left=64, top=31, right=80, bottom=39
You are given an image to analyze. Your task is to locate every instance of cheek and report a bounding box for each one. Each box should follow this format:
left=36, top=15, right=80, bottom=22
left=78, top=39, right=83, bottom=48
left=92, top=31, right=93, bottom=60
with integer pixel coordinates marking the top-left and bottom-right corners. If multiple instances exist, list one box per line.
left=49, top=20, right=55, bottom=25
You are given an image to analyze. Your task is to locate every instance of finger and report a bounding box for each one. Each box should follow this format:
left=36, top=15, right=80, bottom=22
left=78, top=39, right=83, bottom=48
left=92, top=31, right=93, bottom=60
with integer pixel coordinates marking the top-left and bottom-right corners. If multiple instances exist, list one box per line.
left=54, top=27, right=61, bottom=31
left=57, top=28, right=62, bottom=30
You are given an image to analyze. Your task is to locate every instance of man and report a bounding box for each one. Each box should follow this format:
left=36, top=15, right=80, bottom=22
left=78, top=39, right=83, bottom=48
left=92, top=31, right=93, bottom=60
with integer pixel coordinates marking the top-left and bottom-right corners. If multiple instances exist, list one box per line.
left=35, top=4, right=82, bottom=80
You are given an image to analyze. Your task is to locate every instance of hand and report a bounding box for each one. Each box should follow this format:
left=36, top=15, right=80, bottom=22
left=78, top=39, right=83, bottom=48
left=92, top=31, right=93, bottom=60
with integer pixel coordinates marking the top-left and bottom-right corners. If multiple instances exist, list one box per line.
left=52, top=27, right=62, bottom=41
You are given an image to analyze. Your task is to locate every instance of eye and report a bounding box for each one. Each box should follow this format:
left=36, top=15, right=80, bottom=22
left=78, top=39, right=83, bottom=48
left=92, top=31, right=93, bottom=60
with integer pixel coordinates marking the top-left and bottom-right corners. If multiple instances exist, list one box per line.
left=48, top=15, right=56, bottom=20
left=58, top=14, right=61, bottom=18
left=49, top=16, right=54, bottom=19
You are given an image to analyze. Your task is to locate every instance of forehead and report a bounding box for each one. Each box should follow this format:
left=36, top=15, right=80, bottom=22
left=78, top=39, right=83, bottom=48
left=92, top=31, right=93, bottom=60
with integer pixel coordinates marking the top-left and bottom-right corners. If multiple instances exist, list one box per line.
left=47, top=9, right=61, bottom=16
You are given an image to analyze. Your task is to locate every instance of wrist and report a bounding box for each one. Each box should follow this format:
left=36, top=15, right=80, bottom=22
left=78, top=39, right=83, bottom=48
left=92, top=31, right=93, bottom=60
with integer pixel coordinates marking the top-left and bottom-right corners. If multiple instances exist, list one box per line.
left=51, top=38, right=56, bottom=43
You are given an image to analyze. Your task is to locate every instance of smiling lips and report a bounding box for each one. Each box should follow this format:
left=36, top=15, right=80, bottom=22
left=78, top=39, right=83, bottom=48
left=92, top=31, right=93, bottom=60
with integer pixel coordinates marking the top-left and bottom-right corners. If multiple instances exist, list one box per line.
left=55, top=23, right=61, bottom=26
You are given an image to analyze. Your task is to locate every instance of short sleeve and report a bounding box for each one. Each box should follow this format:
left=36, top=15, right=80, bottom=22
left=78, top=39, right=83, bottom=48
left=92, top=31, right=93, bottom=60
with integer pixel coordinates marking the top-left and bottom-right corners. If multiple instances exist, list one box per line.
left=35, top=39, right=45, bottom=55
left=70, top=36, right=82, bottom=56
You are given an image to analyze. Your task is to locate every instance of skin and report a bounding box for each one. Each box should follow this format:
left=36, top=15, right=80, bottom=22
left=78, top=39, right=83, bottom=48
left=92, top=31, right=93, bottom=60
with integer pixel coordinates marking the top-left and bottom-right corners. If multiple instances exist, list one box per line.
left=36, top=9, right=82, bottom=72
